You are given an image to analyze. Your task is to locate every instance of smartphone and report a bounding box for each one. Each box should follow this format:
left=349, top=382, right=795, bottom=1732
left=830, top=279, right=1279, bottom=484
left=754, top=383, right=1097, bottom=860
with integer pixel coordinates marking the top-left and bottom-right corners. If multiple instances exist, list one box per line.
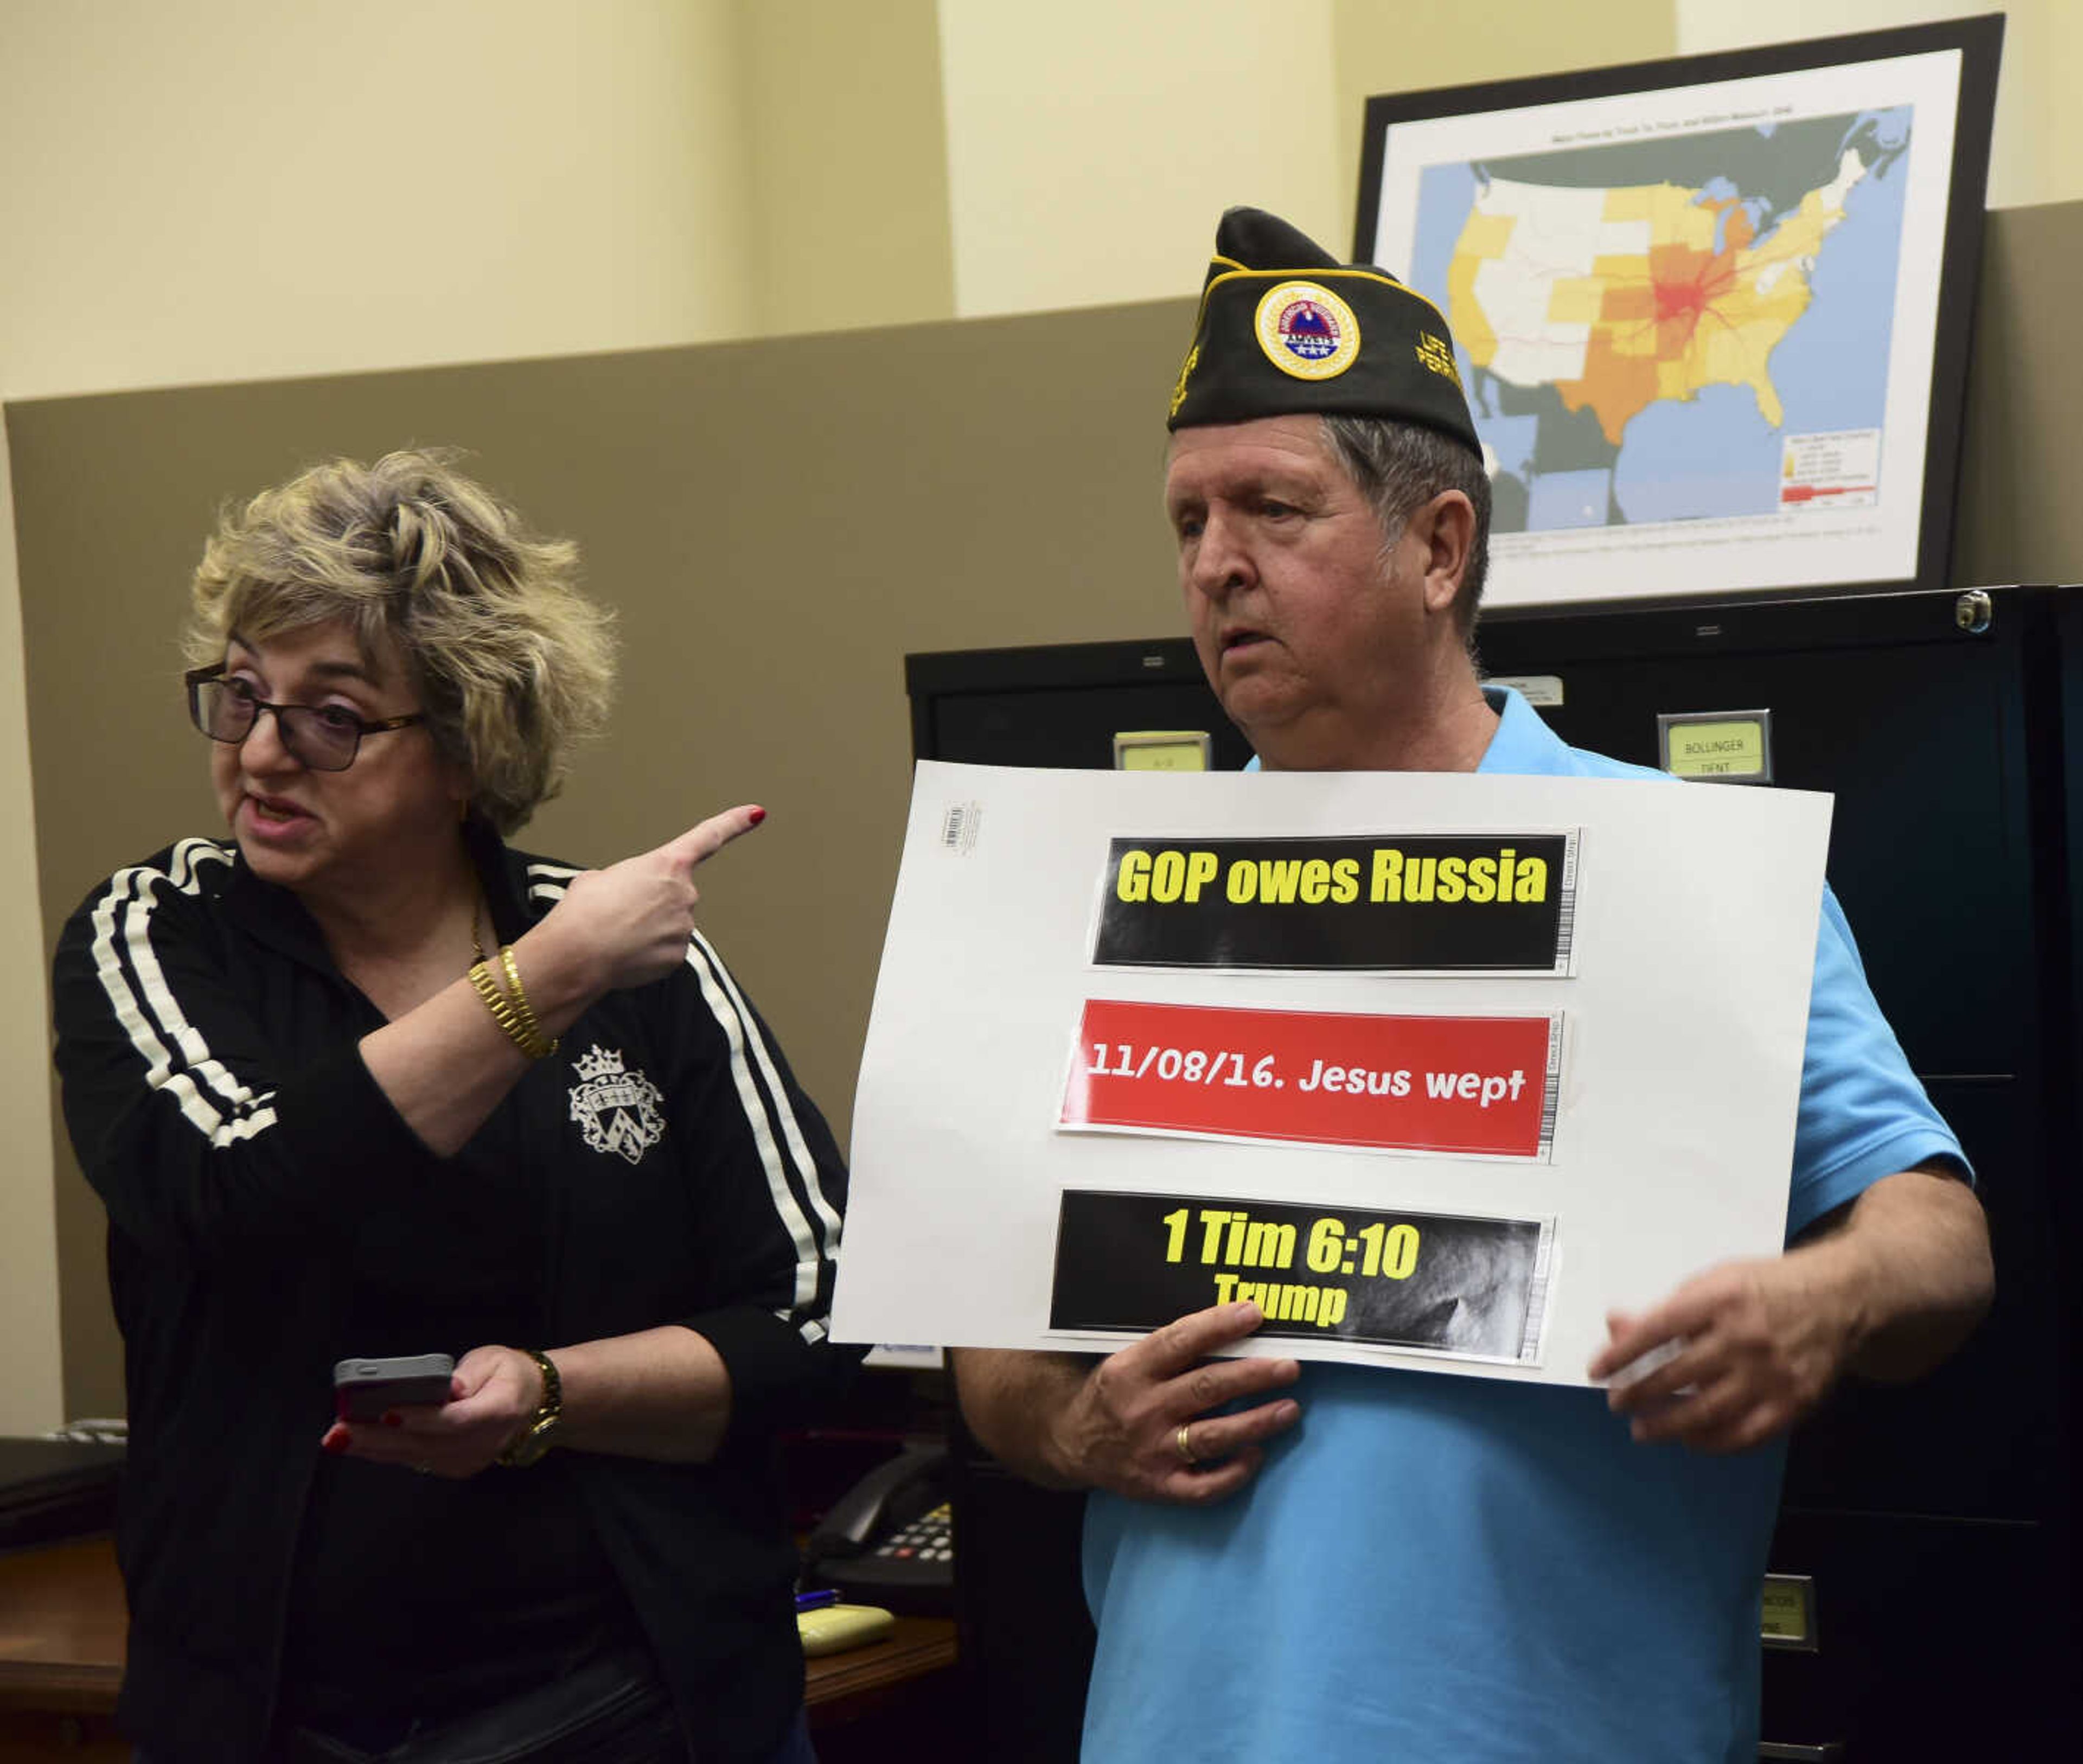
left=333, top=1353, right=456, bottom=1422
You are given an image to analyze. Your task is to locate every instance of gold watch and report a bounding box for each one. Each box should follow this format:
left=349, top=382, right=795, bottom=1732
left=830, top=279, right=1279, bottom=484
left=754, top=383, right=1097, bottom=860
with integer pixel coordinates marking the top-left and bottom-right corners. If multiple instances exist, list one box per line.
left=496, top=1348, right=563, bottom=1468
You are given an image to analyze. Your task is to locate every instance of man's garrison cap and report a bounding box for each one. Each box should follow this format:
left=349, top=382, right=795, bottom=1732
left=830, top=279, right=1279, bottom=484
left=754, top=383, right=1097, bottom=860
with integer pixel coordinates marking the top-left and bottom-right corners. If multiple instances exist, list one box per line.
left=1167, top=206, right=1481, bottom=458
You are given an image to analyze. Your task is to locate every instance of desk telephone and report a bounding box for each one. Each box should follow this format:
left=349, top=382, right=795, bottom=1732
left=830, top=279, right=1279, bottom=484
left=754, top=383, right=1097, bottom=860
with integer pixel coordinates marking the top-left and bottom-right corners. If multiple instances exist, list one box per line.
left=802, top=1441, right=953, bottom=1615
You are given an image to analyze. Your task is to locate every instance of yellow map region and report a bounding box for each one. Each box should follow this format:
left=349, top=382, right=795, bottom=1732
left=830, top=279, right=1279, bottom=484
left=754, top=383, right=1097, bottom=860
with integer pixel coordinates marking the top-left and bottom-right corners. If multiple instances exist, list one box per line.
left=1450, top=172, right=1854, bottom=444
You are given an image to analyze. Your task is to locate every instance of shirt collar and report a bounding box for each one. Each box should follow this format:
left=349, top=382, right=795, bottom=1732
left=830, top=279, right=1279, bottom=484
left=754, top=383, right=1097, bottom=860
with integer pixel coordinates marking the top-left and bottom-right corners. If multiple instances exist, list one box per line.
left=1240, top=683, right=1564, bottom=776
left=1475, top=683, right=1574, bottom=776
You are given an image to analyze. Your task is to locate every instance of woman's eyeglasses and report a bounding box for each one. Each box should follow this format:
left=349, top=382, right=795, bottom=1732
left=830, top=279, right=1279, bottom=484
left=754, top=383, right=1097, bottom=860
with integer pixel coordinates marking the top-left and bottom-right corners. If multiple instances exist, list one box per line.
left=185, top=666, right=426, bottom=772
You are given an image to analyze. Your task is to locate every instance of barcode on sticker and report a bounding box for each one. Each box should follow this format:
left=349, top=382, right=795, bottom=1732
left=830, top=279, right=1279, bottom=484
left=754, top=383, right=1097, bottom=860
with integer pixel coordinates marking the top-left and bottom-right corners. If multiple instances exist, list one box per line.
left=1536, top=1014, right=1564, bottom=1156
left=940, top=802, right=980, bottom=853
left=1553, top=830, right=1581, bottom=972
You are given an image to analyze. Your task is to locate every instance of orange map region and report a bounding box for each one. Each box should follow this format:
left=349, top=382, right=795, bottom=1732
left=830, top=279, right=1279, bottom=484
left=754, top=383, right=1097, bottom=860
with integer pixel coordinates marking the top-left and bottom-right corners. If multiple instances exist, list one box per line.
left=1452, top=171, right=1854, bottom=444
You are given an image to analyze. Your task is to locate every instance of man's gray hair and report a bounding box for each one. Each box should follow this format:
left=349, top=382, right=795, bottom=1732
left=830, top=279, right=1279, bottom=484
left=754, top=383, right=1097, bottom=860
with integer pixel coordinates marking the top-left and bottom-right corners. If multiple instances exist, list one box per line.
left=1320, top=415, right=1492, bottom=637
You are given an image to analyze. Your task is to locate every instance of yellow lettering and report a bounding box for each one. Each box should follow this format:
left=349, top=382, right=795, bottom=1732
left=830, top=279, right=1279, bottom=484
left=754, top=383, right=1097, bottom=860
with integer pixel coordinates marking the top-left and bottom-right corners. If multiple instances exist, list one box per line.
left=1116, top=849, right=1150, bottom=902
left=1257, top=859, right=1305, bottom=904
left=1243, top=1220, right=1298, bottom=1270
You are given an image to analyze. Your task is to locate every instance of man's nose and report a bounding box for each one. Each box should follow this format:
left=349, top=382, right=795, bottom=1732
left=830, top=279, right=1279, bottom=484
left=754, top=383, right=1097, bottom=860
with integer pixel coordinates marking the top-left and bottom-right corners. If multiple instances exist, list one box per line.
left=1190, top=508, right=1253, bottom=598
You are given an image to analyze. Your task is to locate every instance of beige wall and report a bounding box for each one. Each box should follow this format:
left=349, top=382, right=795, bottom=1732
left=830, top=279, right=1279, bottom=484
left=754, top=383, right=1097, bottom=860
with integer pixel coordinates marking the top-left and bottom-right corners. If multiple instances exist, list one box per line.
left=739, top=0, right=956, bottom=333
left=938, top=1, right=1344, bottom=314
left=1675, top=1, right=2083, bottom=211
left=1330, top=1, right=1679, bottom=257
left=936, top=0, right=1680, bottom=318
left=0, top=0, right=757, bottom=399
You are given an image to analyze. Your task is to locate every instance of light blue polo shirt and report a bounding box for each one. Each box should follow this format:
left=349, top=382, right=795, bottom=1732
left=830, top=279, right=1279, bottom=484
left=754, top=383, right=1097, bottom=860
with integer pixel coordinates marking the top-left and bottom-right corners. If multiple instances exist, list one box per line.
left=1079, top=686, right=1963, bottom=1763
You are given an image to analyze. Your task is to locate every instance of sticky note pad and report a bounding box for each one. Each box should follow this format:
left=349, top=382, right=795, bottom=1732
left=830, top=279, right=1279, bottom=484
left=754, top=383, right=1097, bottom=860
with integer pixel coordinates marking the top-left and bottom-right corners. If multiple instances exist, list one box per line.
left=798, top=1603, right=896, bottom=1656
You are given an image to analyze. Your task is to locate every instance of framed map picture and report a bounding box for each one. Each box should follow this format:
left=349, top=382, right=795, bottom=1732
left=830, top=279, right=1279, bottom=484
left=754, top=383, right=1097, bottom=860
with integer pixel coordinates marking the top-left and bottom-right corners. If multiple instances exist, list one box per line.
left=1355, top=15, right=2002, bottom=612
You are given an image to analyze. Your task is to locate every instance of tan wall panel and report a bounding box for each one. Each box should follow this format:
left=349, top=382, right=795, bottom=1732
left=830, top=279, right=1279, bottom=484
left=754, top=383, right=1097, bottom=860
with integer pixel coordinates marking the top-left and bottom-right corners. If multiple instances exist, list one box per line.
left=0, top=419, right=64, bottom=1432
left=739, top=0, right=956, bottom=333
left=1675, top=0, right=2083, bottom=213
left=1952, top=202, right=2083, bottom=586
left=10, top=298, right=1195, bottom=1415
left=1332, top=0, right=1679, bottom=258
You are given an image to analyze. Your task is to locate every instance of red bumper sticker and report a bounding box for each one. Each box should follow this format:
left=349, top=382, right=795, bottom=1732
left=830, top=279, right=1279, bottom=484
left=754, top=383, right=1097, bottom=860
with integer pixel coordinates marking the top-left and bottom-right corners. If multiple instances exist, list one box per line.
left=1061, top=997, right=1559, bottom=1159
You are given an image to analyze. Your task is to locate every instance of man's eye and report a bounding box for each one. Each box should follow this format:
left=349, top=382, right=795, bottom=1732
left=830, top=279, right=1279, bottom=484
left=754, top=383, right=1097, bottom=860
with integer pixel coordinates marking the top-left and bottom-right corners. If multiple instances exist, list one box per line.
left=225, top=678, right=262, bottom=705
left=312, top=705, right=362, bottom=733
left=1173, top=515, right=1203, bottom=542
left=1259, top=498, right=1297, bottom=518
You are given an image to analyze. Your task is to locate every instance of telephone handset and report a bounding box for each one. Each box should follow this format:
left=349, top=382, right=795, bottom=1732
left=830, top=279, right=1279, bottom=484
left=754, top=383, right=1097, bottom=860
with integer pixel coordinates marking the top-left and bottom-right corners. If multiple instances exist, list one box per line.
left=802, top=1441, right=953, bottom=1615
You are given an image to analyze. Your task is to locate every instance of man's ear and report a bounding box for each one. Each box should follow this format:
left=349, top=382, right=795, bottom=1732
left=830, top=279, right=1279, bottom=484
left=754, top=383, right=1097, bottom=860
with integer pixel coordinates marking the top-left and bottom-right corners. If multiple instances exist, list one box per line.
left=1413, top=490, right=1475, bottom=617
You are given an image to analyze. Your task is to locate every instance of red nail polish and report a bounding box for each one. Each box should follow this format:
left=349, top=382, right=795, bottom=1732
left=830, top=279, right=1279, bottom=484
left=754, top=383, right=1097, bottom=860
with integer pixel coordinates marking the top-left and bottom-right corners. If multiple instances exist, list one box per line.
left=382, top=1411, right=402, bottom=1428
left=748, top=807, right=766, bottom=826
left=322, top=1431, right=348, bottom=1455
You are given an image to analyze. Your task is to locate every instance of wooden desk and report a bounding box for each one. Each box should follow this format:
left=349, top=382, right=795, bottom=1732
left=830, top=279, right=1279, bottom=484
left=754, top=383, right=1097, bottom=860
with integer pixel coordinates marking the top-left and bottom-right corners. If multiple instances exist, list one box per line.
left=0, top=1537, right=957, bottom=1760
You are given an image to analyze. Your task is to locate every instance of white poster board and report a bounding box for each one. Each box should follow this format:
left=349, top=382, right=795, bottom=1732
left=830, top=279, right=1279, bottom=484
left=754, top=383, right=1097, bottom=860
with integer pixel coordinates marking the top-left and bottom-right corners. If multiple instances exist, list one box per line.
left=835, top=762, right=1832, bottom=1387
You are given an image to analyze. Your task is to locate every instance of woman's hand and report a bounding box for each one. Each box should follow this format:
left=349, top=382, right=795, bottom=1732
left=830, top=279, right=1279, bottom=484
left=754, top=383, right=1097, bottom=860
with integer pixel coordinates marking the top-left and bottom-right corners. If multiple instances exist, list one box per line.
left=317, top=1345, right=543, bottom=1479
left=357, top=804, right=766, bottom=1160
left=528, top=804, right=766, bottom=1001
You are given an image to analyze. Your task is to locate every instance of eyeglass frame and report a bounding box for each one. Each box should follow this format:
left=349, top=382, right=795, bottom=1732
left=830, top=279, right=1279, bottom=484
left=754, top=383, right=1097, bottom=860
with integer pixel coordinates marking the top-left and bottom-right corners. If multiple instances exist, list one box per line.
left=184, top=663, right=428, bottom=772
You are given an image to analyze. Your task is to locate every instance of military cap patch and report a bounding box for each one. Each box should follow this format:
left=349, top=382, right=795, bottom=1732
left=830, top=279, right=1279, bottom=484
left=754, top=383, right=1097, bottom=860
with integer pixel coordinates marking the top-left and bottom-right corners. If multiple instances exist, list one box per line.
left=1255, top=282, right=1360, bottom=381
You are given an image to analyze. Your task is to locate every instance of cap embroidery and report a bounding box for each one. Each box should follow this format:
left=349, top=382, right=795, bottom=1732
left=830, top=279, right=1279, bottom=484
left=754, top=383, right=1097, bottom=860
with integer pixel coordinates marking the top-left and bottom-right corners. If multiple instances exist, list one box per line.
left=1169, top=341, right=1202, bottom=418
left=1415, top=330, right=1464, bottom=388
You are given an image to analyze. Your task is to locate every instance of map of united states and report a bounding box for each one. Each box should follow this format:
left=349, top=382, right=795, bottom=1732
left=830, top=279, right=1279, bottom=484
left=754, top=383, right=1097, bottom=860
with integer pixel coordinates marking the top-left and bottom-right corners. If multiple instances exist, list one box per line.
left=1403, top=110, right=1909, bottom=532
left=1450, top=154, right=1865, bottom=443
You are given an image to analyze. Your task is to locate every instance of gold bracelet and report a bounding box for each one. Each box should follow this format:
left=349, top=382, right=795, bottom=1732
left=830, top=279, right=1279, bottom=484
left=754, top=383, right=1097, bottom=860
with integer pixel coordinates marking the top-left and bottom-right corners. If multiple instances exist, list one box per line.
left=498, top=944, right=557, bottom=1057
left=468, top=960, right=556, bottom=1060
left=495, top=1348, right=563, bottom=1468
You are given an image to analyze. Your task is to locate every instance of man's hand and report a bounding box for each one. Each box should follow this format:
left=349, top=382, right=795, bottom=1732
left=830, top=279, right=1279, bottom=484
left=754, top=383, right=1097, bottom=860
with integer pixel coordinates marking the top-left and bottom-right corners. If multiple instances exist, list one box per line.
left=956, top=1302, right=1303, bottom=1505
left=1588, top=1256, right=1856, bottom=1454
left=1589, top=1165, right=1992, bottom=1455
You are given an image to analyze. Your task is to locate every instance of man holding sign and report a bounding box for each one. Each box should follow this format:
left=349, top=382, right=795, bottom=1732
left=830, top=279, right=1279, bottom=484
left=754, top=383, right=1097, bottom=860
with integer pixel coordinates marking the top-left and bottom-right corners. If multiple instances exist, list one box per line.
left=953, top=209, right=1991, bottom=1761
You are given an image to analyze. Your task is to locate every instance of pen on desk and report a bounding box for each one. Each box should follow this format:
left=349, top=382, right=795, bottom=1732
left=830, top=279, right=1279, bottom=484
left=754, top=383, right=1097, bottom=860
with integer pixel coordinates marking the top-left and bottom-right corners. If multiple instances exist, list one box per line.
left=795, top=1589, right=839, bottom=1612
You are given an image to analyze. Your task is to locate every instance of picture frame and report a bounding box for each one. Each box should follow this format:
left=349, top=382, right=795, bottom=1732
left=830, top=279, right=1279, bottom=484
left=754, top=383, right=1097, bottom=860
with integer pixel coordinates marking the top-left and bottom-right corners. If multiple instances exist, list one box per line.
left=1354, top=15, right=2003, bottom=614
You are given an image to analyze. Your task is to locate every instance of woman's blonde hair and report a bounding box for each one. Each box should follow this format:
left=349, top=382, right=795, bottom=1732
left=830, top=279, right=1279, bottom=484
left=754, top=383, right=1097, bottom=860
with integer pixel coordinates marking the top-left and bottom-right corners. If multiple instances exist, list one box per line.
left=183, top=449, right=616, bottom=833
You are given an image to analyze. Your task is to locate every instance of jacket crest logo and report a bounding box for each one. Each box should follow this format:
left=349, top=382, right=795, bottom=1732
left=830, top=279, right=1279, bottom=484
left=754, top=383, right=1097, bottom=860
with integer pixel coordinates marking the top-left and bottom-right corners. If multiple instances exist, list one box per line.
left=567, top=1044, right=666, bottom=1165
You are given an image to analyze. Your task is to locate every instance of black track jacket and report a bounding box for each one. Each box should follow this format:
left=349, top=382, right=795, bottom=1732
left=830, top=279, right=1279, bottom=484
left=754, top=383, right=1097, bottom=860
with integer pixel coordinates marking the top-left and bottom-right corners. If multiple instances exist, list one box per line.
left=52, top=822, right=854, bottom=1762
